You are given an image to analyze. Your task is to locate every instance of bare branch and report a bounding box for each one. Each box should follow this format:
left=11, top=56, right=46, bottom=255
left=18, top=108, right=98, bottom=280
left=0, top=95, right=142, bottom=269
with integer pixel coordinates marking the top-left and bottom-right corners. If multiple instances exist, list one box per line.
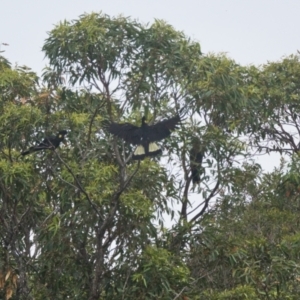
left=54, top=150, right=103, bottom=220
left=172, top=287, right=187, bottom=300
left=190, top=179, right=220, bottom=222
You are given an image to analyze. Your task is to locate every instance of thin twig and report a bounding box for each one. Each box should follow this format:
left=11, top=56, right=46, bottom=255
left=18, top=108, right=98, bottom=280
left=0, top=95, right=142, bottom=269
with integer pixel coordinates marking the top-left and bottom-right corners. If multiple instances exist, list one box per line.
left=190, top=179, right=220, bottom=222
left=54, top=150, right=103, bottom=220
left=98, top=161, right=140, bottom=237
left=172, top=287, right=187, bottom=300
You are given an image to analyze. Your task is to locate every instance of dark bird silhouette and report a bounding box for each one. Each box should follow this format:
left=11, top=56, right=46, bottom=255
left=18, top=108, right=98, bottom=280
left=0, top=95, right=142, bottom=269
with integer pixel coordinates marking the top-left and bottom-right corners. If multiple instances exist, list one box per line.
left=21, top=130, right=68, bottom=156
left=190, top=138, right=205, bottom=184
left=105, top=114, right=181, bottom=160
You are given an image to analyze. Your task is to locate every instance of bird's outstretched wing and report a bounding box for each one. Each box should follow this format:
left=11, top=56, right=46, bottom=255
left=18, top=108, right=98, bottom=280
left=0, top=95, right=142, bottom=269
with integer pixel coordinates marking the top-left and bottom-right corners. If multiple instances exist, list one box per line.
left=146, top=114, right=181, bottom=142
left=105, top=122, right=142, bottom=145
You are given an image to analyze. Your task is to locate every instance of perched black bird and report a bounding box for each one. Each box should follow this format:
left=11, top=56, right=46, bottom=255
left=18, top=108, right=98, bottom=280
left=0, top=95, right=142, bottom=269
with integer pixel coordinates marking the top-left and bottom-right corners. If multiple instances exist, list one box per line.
left=190, top=138, right=205, bottom=185
left=21, top=130, right=68, bottom=156
left=105, top=114, right=181, bottom=160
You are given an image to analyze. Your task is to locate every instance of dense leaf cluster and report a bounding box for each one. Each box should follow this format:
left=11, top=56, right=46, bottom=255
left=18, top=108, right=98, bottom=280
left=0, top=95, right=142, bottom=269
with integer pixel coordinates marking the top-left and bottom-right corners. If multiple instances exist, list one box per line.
left=1, top=13, right=300, bottom=299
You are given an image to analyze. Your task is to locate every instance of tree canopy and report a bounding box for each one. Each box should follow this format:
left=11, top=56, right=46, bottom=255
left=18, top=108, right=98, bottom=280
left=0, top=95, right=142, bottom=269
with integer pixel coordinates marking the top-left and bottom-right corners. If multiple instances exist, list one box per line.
left=1, top=12, right=300, bottom=299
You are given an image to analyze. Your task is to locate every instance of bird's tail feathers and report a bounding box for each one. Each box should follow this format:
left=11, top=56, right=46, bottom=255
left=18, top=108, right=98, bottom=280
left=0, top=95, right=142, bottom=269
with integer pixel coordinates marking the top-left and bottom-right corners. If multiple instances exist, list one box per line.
left=133, top=145, right=146, bottom=160
left=21, top=145, right=53, bottom=156
left=21, top=150, right=31, bottom=156
left=191, top=168, right=201, bottom=185
left=135, top=145, right=145, bottom=155
left=148, top=143, right=162, bottom=156
left=149, top=142, right=160, bottom=152
left=21, top=146, right=37, bottom=156
left=132, top=143, right=162, bottom=160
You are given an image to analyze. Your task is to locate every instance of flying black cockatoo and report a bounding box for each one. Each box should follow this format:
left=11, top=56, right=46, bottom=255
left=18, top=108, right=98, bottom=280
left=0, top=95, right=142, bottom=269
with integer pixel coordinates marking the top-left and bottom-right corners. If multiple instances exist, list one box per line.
left=21, top=130, right=68, bottom=156
left=190, top=137, right=205, bottom=184
left=104, top=114, right=181, bottom=160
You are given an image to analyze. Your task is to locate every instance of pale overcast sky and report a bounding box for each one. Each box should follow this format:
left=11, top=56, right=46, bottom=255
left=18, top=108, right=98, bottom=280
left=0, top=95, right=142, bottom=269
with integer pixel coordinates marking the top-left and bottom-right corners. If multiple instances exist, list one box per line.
left=1, top=0, right=297, bottom=172
left=1, top=0, right=300, bottom=73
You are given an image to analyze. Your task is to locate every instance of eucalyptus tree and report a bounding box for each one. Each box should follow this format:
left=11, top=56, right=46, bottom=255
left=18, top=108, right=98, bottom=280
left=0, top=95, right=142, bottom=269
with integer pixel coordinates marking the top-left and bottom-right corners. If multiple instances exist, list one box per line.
left=247, top=54, right=300, bottom=156
left=1, top=12, right=257, bottom=299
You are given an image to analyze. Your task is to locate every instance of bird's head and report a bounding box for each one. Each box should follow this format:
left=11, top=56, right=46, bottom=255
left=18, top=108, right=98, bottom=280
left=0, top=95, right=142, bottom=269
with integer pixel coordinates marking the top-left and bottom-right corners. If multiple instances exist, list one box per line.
left=57, top=130, right=68, bottom=140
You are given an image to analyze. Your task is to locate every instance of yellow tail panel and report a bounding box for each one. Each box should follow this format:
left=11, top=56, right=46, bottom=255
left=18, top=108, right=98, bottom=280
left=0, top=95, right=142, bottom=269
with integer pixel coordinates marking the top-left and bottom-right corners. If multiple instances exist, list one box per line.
left=134, top=145, right=145, bottom=155
left=149, top=143, right=160, bottom=152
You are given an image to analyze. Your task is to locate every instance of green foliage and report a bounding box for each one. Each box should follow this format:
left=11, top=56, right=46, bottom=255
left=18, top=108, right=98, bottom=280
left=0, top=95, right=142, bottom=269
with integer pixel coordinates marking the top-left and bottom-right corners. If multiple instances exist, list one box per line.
left=2, top=11, right=300, bottom=300
left=186, top=161, right=300, bottom=299
left=247, top=54, right=300, bottom=154
left=0, top=63, right=37, bottom=102
left=128, top=246, right=190, bottom=299
left=201, top=285, right=257, bottom=300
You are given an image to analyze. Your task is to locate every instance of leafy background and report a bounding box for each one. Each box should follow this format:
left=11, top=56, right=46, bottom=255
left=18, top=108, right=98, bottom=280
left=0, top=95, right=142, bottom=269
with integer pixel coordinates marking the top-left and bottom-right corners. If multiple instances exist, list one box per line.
left=1, top=11, right=300, bottom=300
